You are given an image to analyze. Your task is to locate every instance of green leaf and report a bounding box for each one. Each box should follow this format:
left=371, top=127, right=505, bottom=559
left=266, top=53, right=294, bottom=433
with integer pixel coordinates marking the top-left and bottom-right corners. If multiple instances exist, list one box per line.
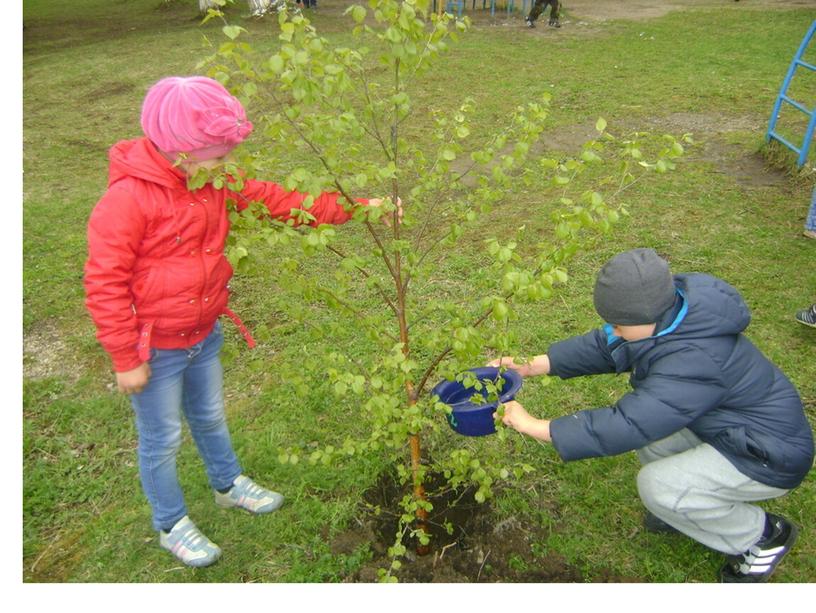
left=581, top=150, right=601, bottom=163
left=595, top=117, right=607, bottom=132
left=280, top=22, right=295, bottom=42
left=492, top=301, right=509, bottom=321
left=351, top=5, right=366, bottom=24
left=222, top=25, right=243, bottom=40
left=268, top=54, right=285, bottom=74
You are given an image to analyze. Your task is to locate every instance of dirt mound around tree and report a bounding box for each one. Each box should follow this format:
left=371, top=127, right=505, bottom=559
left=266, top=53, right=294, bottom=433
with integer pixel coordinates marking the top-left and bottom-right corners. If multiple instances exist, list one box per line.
left=331, top=469, right=636, bottom=582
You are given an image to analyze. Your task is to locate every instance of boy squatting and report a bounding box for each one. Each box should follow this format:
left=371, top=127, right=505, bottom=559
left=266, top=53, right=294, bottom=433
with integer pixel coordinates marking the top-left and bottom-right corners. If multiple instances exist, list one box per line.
left=492, top=248, right=813, bottom=583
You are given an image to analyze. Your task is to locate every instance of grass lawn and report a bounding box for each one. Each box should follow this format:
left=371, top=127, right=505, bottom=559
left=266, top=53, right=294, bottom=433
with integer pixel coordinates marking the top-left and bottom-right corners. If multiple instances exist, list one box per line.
left=22, top=0, right=816, bottom=584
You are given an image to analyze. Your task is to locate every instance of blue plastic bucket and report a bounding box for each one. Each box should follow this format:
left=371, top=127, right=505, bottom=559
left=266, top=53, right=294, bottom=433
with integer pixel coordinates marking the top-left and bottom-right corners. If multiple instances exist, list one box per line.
left=432, top=367, right=523, bottom=436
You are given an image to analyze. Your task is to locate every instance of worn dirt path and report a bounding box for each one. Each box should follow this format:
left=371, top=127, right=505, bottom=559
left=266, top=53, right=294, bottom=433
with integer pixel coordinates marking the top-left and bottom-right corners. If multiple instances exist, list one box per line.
left=555, top=0, right=813, bottom=22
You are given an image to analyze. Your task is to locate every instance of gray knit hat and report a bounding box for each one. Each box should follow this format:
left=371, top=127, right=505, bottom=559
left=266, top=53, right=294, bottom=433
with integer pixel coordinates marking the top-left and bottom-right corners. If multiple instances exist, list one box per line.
left=593, top=248, right=676, bottom=325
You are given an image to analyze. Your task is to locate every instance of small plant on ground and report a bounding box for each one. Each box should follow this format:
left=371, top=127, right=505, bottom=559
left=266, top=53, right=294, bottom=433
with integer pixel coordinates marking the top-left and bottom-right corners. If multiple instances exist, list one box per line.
left=199, top=0, right=689, bottom=581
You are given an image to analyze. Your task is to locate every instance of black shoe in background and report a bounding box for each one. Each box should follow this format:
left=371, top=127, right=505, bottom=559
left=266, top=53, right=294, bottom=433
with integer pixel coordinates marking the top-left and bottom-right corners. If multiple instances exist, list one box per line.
left=795, top=304, right=816, bottom=328
left=643, top=511, right=680, bottom=534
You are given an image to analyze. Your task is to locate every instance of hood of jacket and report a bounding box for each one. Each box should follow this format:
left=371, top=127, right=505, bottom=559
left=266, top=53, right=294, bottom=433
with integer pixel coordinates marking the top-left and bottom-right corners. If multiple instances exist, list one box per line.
left=604, top=273, right=752, bottom=372
left=669, top=273, right=751, bottom=339
left=107, top=137, right=188, bottom=191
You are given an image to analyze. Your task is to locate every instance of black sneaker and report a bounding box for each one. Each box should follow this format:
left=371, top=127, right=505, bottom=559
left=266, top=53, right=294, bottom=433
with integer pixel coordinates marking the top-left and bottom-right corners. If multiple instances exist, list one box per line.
left=549, top=18, right=561, bottom=28
left=719, top=514, right=799, bottom=583
left=643, top=511, right=680, bottom=534
left=795, top=304, right=816, bottom=328
left=525, top=17, right=535, bottom=28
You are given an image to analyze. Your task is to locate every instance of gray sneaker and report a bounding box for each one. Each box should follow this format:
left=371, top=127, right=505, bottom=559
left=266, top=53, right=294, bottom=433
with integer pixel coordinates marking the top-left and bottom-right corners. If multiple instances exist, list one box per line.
left=159, top=515, right=221, bottom=567
left=215, top=475, right=285, bottom=514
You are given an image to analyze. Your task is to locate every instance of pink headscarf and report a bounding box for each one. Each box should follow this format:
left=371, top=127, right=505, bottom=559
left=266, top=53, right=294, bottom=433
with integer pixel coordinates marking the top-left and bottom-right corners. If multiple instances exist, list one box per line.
left=140, top=76, right=253, bottom=160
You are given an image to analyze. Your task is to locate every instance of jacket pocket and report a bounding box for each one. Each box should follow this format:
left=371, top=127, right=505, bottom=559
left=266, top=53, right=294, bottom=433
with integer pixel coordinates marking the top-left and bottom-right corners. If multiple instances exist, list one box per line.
left=715, top=426, right=748, bottom=457
left=718, top=426, right=771, bottom=466
left=133, top=265, right=164, bottom=303
left=745, top=431, right=770, bottom=463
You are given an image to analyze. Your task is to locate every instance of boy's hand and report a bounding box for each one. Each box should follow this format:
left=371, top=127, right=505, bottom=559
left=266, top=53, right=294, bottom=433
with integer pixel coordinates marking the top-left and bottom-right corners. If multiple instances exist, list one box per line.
left=495, top=400, right=552, bottom=442
left=116, top=362, right=152, bottom=395
left=488, top=357, right=532, bottom=377
left=496, top=400, right=533, bottom=431
left=488, top=355, right=550, bottom=377
left=365, top=197, right=403, bottom=227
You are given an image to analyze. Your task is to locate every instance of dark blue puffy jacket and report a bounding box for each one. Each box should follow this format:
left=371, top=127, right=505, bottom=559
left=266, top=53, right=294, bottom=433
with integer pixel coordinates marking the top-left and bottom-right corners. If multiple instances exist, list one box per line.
left=548, top=273, right=814, bottom=489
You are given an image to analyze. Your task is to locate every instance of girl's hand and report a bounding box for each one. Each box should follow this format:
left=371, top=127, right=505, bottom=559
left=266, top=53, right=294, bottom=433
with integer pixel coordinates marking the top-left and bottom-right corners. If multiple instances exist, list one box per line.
left=116, top=362, right=152, bottom=395
left=366, top=197, right=403, bottom=227
left=494, top=400, right=552, bottom=442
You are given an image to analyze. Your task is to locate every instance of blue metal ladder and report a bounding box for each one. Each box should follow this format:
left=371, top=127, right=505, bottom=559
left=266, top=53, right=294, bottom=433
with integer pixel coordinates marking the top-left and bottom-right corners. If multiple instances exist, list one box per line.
left=766, top=19, right=816, bottom=167
left=436, top=0, right=530, bottom=18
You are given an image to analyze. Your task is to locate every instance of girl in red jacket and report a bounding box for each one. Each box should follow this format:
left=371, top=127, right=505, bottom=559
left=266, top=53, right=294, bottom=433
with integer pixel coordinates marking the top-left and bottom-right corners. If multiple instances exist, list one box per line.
left=84, top=76, right=390, bottom=567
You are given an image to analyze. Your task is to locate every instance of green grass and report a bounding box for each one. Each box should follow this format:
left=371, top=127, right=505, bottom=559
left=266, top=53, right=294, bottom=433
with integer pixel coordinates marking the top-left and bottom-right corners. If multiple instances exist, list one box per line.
left=23, top=0, right=816, bottom=582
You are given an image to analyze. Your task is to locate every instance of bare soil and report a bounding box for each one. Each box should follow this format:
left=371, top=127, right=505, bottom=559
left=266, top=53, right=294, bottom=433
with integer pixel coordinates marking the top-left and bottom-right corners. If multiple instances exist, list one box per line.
left=561, top=0, right=813, bottom=23
left=540, top=112, right=789, bottom=187
left=23, top=321, right=84, bottom=382
left=331, top=469, right=638, bottom=582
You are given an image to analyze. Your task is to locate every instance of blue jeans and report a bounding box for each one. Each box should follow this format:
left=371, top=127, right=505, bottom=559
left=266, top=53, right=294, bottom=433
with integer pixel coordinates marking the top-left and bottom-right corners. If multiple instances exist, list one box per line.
left=130, top=322, right=242, bottom=531
left=806, top=186, right=816, bottom=232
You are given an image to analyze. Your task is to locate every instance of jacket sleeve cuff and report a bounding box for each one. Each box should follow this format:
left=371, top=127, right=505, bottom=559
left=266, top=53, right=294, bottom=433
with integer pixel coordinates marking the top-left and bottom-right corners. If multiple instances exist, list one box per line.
left=549, top=413, right=599, bottom=462
left=546, top=338, right=577, bottom=379
left=109, top=348, right=144, bottom=373
left=548, top=415, right=574, bottom=461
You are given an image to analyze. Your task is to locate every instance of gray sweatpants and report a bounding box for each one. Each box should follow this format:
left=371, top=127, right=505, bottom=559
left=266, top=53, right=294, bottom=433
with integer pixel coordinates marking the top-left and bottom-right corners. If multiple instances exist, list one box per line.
left=636, top=429, right=789, bottom=555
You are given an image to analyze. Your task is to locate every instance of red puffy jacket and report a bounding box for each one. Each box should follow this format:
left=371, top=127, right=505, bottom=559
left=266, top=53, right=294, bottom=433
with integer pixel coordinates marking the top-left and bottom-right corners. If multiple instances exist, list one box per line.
left=85, top=137, right=355, bottom=372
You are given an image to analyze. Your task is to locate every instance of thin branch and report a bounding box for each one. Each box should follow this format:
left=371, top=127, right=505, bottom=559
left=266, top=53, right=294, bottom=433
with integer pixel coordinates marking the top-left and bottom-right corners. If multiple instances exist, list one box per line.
left=353, top=65, right=393, bottom=161
left=268, top=90, right=400, bottom=287
left=360, top=216, right=398, bottom=282
left=315, top=285, right=400, bottom=344
left=296, top=301, right=399, bottom=360
left=476, top=549, right=491, bottom=582
left=325, top=244, right=399, bottom=316
left=414, top=346, right=453, bottom=402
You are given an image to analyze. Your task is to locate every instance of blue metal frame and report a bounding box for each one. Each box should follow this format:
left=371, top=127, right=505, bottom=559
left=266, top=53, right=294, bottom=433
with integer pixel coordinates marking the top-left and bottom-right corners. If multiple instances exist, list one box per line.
left=766, top=19, right=816, bottom=167
left=433, top=0, right=530, bottom=17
